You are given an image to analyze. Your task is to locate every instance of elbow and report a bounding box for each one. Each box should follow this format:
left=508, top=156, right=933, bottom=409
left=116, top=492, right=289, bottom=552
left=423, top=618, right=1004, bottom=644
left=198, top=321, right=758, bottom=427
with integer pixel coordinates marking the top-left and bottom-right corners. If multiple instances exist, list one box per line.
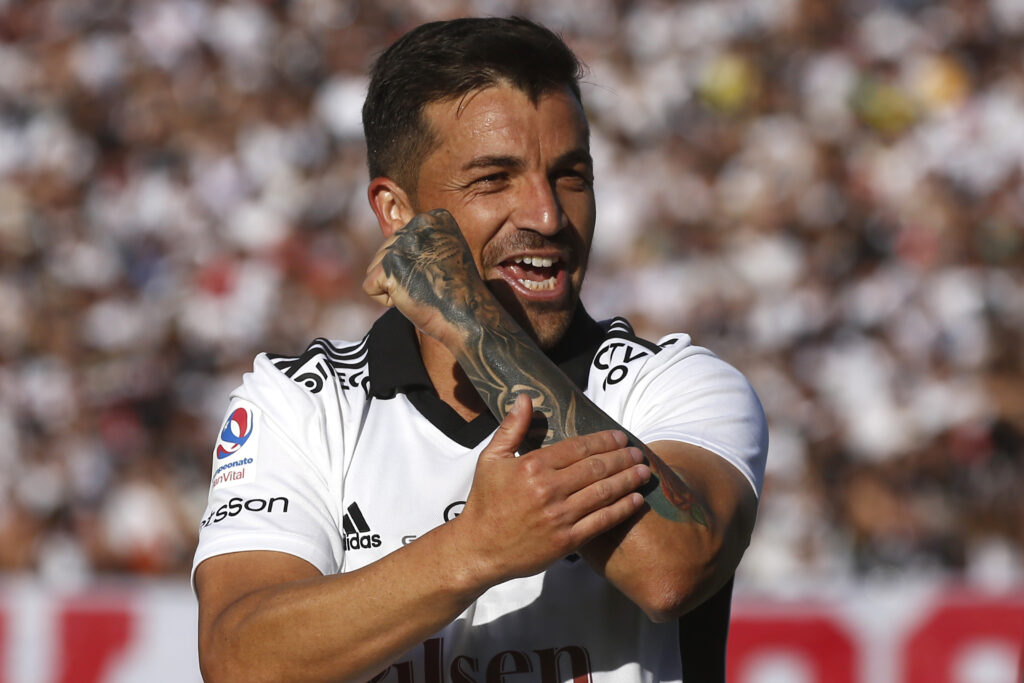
left=201, top=650, right=272, bottom=683
left=199, top=644, right=243, bottom=683
left=634, top=566, right=736, bottom=623
left=620, top=559, right=711, bottom=623
left=199, top=650, right=228, bottom=683
left=199, top=622, right=232, bottom=683
left=200, top=630, right=274, bottom=683
left=632, top=577, right=703, bottom=623
left=199, top=652, right=227, bottom=683
left=635, top=527, right=750, bottom=624
left=640, top=600, right=686, bottom=624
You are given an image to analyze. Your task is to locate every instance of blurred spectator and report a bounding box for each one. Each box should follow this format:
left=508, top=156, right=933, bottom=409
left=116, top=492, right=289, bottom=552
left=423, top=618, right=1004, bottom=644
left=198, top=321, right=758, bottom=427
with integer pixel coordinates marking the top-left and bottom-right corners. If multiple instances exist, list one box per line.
left=0, top=0, right=1021, bottom=593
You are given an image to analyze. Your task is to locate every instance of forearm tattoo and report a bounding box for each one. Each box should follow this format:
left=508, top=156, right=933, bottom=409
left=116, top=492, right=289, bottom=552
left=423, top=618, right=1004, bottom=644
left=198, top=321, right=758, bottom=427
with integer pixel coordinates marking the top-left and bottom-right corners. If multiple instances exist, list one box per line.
left=382, top=210, right=708, bottom=526
left=380, top=210, right=489, bottom=334
left=460, top=320, right=708, bottom=526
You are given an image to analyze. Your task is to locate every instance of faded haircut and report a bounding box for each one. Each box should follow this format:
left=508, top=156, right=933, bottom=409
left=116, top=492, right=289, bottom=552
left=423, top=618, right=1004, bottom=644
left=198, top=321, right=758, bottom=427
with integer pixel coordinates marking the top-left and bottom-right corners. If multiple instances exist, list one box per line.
left=361, top=16, right=586, bottom=194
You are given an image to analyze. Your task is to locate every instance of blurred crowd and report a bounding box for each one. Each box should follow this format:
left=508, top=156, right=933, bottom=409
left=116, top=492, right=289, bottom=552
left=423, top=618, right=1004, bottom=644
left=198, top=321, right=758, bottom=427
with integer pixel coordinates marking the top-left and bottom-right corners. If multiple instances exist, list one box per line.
left=0, top=0, right=1021, bottom=593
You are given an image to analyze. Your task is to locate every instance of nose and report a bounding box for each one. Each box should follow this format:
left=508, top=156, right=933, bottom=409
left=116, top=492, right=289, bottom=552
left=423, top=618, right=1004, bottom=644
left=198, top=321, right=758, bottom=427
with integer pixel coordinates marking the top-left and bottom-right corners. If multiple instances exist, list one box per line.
left=511, top=175, right=565, bottom=236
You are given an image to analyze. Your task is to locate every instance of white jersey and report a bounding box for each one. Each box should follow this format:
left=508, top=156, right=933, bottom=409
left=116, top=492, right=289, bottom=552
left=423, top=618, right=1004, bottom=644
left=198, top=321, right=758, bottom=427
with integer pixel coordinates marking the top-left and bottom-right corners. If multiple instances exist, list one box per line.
left=193, top=308, right=768, bottom=682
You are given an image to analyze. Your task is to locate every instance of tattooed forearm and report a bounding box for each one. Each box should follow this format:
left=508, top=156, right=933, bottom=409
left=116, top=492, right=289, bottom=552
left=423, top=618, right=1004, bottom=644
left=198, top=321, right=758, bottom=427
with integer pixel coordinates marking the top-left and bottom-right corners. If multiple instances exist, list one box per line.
left=379, top=210, right=490, bottom=335
left=382, top=210, right=708, bottom=526
left=456, top=303, right=709, bottom=527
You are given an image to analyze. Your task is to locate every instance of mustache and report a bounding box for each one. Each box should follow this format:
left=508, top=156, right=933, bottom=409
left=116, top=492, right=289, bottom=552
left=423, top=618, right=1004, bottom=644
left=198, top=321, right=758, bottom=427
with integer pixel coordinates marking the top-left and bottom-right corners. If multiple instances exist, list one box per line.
left=484, top=231, right=579, bottom=263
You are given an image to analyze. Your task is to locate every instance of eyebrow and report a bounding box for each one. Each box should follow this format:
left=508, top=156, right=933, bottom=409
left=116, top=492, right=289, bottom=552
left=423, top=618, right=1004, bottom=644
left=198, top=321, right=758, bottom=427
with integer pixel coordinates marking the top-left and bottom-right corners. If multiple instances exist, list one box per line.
left=461, top=155, right=525, bottom=172
left=460, top=149, right=593, bottom=173
left=554, top=149, right=594, bottom=169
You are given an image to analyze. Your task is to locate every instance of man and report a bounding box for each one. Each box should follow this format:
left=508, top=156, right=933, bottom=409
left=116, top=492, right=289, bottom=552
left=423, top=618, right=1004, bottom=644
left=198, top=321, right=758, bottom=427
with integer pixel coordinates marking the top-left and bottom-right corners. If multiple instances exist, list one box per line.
left=194, top=17, right=767, bottom=683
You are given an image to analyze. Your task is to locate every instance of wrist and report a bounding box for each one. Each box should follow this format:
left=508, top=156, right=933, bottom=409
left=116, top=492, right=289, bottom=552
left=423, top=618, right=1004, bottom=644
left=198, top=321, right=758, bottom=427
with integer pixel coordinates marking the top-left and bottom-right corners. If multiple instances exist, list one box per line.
left=441, top=306, right=485, bottom=352
left=439, top=514, right=505, bottom=595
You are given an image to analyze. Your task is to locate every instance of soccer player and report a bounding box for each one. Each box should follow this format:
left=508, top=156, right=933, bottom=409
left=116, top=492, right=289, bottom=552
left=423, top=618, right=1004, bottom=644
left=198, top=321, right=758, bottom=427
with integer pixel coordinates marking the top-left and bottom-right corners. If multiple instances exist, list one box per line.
left=194, top=17, right=767, bottom=683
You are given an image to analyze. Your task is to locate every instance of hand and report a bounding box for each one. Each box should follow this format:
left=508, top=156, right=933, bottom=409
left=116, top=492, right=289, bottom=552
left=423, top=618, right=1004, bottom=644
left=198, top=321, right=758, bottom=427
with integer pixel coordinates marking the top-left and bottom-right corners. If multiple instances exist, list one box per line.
left=453, top=393, right=651, bottom=583
left=363, top=209, right=491, bottom=346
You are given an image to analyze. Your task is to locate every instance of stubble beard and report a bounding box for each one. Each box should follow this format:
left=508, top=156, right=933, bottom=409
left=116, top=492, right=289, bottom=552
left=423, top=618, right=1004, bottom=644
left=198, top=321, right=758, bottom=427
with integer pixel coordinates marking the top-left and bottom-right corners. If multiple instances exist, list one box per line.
left=480, top=232, right=589, bottom=351
left=487, top=283, right=580, bottom=351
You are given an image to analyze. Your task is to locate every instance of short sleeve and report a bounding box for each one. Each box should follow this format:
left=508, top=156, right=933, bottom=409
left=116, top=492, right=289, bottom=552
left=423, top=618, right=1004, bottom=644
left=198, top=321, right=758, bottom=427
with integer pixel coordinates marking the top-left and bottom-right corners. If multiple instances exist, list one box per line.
left=591, top=334, right=768, bottom=497
left=191, top=353, right=344, bottom=591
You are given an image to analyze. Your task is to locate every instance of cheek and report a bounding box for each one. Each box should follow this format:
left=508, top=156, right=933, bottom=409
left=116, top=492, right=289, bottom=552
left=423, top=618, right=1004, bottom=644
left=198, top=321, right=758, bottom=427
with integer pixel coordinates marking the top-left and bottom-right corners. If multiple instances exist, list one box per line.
left=558, top=185, right=595, bottom=221
left=451, top=205, right=508, bottom=269
left=561, top=192, right=596, bottom=250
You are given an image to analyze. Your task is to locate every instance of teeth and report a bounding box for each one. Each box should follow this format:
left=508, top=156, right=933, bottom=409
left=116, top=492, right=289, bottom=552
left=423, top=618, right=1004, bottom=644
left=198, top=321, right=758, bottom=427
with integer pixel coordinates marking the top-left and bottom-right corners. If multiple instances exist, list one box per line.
left=518, top=276, right=557, bottom=291
left=513, top=256, right=556, bottom=268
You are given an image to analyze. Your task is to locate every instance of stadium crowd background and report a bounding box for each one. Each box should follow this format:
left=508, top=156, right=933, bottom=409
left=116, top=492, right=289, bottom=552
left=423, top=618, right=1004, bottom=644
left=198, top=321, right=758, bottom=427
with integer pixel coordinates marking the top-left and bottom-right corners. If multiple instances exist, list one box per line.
left=0, top=0, right=1021, bottom=597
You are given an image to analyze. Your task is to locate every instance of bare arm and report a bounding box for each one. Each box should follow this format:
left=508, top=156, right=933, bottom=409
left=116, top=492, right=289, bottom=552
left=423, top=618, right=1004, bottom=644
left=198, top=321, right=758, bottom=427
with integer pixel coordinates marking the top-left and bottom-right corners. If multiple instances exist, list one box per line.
left=197, top=379, right=650, bottom=682
left=197, top=525, right=482, bottom=683
left=365, top=209, right=758, bottom=621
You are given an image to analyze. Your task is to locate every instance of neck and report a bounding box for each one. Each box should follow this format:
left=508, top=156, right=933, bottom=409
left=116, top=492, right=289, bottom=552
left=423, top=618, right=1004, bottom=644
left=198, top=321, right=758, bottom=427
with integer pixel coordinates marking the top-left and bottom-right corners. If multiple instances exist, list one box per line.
left=417, top=331, right=489, bottom=422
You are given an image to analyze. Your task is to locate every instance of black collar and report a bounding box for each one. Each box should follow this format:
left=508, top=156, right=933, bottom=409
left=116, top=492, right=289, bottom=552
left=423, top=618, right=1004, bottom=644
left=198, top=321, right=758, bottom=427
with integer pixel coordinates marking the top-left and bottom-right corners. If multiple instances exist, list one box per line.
left=366, top=305, right=606, bottom=448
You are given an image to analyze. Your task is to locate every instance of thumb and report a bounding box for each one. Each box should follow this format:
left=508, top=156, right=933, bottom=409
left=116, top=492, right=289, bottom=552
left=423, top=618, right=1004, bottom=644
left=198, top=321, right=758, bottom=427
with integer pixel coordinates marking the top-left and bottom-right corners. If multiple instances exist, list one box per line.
left=483, top=393, right=533, bottom=459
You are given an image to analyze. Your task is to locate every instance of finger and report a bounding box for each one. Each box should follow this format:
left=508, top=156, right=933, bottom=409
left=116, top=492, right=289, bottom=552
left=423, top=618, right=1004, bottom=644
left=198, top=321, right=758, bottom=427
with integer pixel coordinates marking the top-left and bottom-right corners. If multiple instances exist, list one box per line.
left=362, top=230, right=402, bottom=285
left=366, top=291, right=394, bottom=308
left=361, top=265, right=394, bottom=307
left=362, top=241, right=393, bottom=298
left=566, top=462, right=650, bottom=519
left=361, top=263, right=382, bottom=296
left=481, top=393, right=533, bottom=460
left=364, top=232, right=398, bottom=276
left=364, top=246, right=385, bottom=277
left=558, top=446, right=645, bottom=494
left=569, top=491, right=646, bottom=546
left=529, top=429, right=628, bottom=470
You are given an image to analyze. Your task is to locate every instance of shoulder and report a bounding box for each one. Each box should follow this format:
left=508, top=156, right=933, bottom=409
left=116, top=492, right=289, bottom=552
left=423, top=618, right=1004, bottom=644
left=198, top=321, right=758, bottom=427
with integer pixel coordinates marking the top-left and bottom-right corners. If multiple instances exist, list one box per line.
left=587, top=316, right=768, bottom=495
left=225, top=335, right=372, bottom=445
left=263, top=335, right=372, bottom=397
left=592, top=316, right=755, bottom=379
left=589, top=316, right=764, bottom=419
left=588, top=317, right=705, bottom=391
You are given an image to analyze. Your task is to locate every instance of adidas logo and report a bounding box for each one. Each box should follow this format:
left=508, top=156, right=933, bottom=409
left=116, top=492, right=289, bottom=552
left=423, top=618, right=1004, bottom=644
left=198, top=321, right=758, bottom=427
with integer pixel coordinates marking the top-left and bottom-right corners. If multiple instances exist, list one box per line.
left=342, top=502, right=381, bottom=551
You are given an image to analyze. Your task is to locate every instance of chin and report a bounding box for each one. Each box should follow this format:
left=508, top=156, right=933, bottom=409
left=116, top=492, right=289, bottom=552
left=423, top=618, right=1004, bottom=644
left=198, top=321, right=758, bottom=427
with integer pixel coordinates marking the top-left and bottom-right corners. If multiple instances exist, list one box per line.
left=486, top=278, right=577, bottom=350
left=520, top=307, right=575, bottom=351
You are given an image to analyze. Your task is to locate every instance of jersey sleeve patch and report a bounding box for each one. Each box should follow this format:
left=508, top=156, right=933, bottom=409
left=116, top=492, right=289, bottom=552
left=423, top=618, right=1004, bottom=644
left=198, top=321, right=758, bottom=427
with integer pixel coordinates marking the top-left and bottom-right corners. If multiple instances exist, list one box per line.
left=268, top=337, right=370, bottom=396
left=211, top=398, right=261, bottom=490
left=590, top=319, right=662, bottom=395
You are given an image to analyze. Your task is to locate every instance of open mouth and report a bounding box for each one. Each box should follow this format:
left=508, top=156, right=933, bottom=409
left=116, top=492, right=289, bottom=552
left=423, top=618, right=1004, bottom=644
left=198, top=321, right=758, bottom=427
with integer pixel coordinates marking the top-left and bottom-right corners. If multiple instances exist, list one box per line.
left=496, top=255, right=567, bottom=298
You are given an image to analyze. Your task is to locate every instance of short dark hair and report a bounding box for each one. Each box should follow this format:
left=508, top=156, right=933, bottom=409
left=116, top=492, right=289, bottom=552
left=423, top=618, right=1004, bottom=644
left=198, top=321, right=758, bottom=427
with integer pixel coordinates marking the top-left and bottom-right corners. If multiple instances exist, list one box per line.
left=362, top=16, right=586, bottom=193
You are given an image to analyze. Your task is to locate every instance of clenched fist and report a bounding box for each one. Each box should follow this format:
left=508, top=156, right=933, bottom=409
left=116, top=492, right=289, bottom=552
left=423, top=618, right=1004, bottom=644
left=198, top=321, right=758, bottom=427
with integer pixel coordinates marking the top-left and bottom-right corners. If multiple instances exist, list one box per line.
left=363, top=209, right=493, bottom=347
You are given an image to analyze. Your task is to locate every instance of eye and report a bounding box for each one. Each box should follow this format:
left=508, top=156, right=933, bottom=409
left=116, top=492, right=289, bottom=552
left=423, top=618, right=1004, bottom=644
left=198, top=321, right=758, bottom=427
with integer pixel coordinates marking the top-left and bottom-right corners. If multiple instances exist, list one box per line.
left=469, top=172, right=510, bottom=193
left=554, top=169, right=593, bottom=191
left=475, top=172, right=507, bottom=184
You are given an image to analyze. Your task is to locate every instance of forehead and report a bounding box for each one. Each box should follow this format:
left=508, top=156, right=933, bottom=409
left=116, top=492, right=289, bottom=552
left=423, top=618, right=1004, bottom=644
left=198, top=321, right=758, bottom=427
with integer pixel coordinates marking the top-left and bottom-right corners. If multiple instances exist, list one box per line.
left=420, top=85, right=589, bottom=164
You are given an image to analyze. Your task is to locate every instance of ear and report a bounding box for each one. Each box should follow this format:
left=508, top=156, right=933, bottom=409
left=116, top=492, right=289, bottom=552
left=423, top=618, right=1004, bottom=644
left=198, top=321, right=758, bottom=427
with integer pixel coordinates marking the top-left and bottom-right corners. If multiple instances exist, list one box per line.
left=368, top=177, right=415, bottom=237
